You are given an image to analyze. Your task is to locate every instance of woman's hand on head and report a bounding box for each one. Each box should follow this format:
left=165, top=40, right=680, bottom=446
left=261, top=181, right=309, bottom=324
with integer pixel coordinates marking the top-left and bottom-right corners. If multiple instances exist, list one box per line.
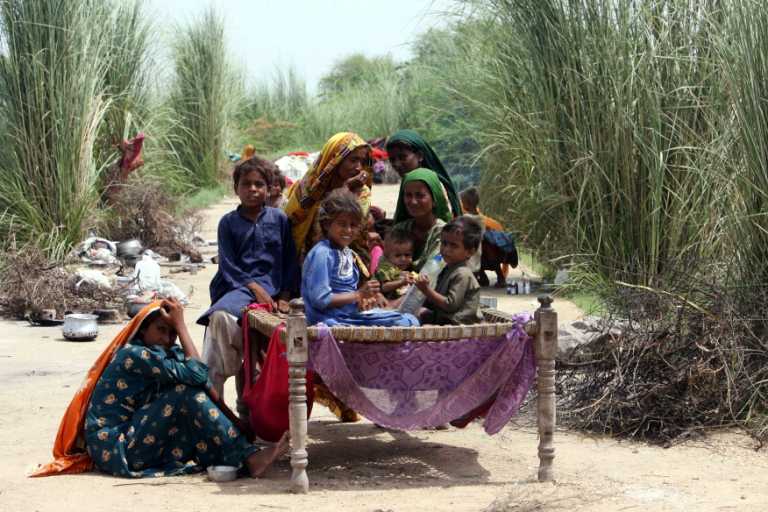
left=159, top=298, right=185, bottom=330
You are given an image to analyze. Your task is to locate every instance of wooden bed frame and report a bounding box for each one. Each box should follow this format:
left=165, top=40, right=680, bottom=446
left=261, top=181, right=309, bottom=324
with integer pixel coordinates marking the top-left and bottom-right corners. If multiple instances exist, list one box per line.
left=247, top=295, right=557, bottom=493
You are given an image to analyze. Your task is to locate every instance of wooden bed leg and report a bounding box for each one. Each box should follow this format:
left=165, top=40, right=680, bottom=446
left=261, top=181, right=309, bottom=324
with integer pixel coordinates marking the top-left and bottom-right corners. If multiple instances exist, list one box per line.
left=286, top=299, right=309, bottom=493
left=534, top=295, right=557, bottom=482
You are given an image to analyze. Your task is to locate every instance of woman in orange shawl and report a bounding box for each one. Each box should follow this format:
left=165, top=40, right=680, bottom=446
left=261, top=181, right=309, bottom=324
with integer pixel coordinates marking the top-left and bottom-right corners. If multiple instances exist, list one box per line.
left=31, top=299, right=286, bottom=478
left=284, top=132, right=372, bottom=262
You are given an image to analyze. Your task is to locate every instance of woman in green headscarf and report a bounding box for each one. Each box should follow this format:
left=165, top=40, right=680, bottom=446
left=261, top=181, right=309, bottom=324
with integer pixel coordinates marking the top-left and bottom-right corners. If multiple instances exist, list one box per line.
left=386, top=129, right=462, bottom=220
left=392, top=168, right=452, bottom=271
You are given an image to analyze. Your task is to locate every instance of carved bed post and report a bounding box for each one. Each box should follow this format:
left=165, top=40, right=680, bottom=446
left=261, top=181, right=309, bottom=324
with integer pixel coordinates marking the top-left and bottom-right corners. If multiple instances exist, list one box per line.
left=534, top=295, right=557, bottom=482
left=285, top=299, right=309, bottom=493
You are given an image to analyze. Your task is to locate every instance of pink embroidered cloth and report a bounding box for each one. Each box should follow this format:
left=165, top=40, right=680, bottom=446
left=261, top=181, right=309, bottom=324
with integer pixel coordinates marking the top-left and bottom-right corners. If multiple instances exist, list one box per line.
left=309, top=314, right=536, bottom=433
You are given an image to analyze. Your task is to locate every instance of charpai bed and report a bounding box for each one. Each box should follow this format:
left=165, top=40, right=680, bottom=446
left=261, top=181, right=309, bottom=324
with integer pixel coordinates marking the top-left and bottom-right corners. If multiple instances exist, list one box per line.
left=248, top=296, right=557, bottom=493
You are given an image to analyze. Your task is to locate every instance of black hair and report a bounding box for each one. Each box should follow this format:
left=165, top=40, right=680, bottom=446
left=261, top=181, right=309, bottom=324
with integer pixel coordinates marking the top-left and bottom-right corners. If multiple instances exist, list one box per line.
left=385, top=226, right=413, bottom=247
left=136, top=309, right=163, bottom=338
left=274, top=171, right=287, bottom=189
left=443, top=215, right=482, bottom=251
left=460, top=187, right=480, bottom=212
left=317, top=189, right=364, bottom=235
left=373, top=217, right=394, bottom=238
left=233, top=155, right=277, bottom=189
left=385, top=139, right=419, bottom=154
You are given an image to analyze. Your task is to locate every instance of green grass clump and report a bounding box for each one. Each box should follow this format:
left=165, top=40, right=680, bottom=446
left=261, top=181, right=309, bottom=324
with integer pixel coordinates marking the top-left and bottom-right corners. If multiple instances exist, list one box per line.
left=183, top=184, right=230, bottom=212
left=166, top=8, right=240, bottom=189
left=0, top=0, right=112, bottom=259
left=474, top=0, right=726, bottom=288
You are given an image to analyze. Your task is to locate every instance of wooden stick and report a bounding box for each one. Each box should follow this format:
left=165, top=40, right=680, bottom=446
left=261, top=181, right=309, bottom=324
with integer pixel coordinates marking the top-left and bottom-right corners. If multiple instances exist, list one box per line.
left=534, top=295, right=557, bottom=482
left=285, top=299, right=309, bottom=493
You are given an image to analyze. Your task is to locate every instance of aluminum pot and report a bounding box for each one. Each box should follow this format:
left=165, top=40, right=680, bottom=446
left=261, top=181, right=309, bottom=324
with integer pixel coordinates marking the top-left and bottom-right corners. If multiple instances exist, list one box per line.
left=62, top=313, right=99, bottom=341
left=126, top=302, right=150, bottom=319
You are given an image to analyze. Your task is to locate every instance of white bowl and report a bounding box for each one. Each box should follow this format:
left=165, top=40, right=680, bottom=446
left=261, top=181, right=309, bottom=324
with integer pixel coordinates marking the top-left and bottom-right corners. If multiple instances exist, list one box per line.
left=207, top=465, right=239, bottom=482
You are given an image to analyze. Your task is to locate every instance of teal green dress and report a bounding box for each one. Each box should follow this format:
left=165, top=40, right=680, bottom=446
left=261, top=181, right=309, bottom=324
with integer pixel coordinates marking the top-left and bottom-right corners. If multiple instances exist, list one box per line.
left=85, top=339, right=259, bottom=477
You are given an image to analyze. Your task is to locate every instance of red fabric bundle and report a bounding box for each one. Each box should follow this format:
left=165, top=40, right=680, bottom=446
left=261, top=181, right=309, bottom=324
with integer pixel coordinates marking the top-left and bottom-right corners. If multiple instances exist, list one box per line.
left=241, top=305, right=313, bottom=442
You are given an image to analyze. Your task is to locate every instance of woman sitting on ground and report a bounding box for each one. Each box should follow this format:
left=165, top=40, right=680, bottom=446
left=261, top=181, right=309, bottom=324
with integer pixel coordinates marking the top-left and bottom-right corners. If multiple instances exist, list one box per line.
left=32, top=300, right=287, bottom=479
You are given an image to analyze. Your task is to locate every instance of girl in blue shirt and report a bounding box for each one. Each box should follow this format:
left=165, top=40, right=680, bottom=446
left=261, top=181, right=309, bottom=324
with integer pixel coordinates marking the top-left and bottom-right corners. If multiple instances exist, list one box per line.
left=301, top=190, right=419, bottom=327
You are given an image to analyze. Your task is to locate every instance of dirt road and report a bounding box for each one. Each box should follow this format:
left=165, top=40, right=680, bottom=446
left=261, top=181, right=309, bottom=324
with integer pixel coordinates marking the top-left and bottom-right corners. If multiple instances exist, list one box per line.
left=1, top=185, right=765, bottom=511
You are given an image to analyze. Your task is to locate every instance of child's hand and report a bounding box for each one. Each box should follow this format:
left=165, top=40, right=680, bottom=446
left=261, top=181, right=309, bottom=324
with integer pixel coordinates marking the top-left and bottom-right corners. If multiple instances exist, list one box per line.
left=414, top=274, right=430, bottom=292
left=373, top=292, right=388, bottom=309
left=400, top=271, right=416, bottom=285
left=247, top=282, right=275, bottom=310
left=360, top=279, right=380, bottom=297
left=357, top=294, right=375, bottom=311
left=276, top=299, right=290, bottom=314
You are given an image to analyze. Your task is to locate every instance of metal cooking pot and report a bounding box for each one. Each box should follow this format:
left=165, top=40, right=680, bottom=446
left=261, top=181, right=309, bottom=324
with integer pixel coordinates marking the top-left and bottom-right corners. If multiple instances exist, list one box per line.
left=126, top=302, right=150, bottom=319
left=117, top=239, right=144, bottom=258
left=62, top=313, right=99, bottom=341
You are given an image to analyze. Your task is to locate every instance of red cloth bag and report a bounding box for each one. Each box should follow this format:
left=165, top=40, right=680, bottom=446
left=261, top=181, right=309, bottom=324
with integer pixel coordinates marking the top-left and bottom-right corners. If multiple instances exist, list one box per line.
left=241, top=305, right=314, bottom=442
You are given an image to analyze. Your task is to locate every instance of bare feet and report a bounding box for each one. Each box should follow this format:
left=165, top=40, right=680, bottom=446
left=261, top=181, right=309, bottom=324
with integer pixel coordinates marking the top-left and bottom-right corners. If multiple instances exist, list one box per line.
left=244, top=432, right=290, bottom=478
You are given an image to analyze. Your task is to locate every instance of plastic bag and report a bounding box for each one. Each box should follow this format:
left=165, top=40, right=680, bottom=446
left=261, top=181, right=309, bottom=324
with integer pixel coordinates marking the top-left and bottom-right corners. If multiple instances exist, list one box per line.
left=397, top=254, right=445, bottom=315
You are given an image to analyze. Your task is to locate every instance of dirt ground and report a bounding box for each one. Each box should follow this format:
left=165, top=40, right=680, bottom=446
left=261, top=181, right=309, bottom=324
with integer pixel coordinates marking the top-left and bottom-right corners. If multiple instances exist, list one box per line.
left=1, top=184, right=766, bottom=511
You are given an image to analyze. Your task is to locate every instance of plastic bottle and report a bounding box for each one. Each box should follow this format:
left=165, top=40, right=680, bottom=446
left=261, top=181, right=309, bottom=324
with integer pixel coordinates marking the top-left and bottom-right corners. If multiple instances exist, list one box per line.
left=398, top=254, right=445, bottom=315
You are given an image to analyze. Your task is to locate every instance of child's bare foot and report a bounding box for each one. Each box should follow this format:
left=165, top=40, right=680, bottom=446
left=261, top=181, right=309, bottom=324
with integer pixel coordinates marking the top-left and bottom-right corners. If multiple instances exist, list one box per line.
left=245, top=432, right=290, bottom=478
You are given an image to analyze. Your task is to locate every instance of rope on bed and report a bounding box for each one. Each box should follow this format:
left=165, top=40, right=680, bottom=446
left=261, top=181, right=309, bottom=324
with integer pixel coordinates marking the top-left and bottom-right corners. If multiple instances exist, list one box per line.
left=247, top=306, right=536, bottom=343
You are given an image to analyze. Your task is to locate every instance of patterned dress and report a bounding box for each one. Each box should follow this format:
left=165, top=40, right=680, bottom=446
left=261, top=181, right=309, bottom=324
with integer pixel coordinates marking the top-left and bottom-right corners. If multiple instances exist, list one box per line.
left=84, top=339, right=259, bottom=477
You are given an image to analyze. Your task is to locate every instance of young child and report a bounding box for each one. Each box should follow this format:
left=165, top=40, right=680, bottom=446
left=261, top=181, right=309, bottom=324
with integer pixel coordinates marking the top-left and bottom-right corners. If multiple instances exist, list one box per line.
left=197, top=156, right=299, bottom=415
left=375, top=227, right=416, bottom=304
left=302, top=189, right=419, bottom=327
left=416, top=215, right=484, bottom=325
left=268, top=170, right=288, bottom=209
left=460, top=186, right=517, bottom=287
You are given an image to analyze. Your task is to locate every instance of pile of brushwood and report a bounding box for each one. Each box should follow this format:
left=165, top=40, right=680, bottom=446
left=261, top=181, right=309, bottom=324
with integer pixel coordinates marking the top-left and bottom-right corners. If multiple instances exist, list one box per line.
left=104, top=177, right=203, bottom=260
left=557, top=278, right=768, bottom=446
left=0, top=246, right=122, bottom=319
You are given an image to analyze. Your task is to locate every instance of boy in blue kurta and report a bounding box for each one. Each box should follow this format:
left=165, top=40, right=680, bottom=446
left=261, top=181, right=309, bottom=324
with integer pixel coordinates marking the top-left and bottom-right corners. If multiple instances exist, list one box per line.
left=301, top=189, right=418, bottom=327
left=197, top=156, right=299, bottom=417
left=86, top=299, right=287, bottom=478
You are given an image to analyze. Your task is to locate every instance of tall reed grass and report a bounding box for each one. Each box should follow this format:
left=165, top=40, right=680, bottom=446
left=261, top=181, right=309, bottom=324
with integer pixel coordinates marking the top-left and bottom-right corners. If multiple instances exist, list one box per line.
left=96, top=1, right=154, bottom=165
left=299, top=72, right=410, bottom=144
left=166, top=8, right=240, bottom=188
left=722, top=1, right=768, bottom=290
left=473, top=0, right=727, bottom=287
left=245, top=66, right=308, bottom=122
left=237, top=56, right=413, bottom=153
left=0, top=0, right=112, bottom=257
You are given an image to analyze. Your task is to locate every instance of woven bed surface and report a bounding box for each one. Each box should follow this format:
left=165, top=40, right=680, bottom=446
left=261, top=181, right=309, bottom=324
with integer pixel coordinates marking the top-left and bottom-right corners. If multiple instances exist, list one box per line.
left=247, top=308, right=533, bottom=343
